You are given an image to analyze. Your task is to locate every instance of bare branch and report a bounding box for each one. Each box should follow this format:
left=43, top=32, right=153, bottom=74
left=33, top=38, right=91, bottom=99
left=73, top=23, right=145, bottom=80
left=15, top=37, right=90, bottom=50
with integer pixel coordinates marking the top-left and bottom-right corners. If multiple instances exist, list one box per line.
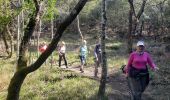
left=128, top=0, right=137, bottom=17
left=137, top=0, right=147, bottom=19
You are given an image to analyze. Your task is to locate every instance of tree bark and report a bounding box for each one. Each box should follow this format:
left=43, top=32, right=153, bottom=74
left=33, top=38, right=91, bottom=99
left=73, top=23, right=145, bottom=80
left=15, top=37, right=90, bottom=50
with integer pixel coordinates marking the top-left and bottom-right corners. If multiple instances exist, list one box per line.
left=127, top=0, right=147, bottom=53
left=17, top=0, right=40, bottom=70
left=7, top=0, right=41, bottom=99
left=98, top=0, right=107, bottom=99
left=127, top=4, right=133, bottom=53
left=7, top=0, right=88, bottom=100
left=2, top=28, right=10, bottom=55
left=6, top=25, right=13, bottom=58
left=1, top=25, right=13, bottom=58
left=7, top=71, right=27, bottom=100
left=77, top=15, right=84, bottom=40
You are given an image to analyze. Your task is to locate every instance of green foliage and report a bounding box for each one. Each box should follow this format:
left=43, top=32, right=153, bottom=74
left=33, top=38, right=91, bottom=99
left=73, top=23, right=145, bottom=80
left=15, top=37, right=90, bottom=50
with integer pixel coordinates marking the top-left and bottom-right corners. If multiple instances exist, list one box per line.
left=43, top=0, right=59, bottom=21
left=0, top=0, right=14, bottom=28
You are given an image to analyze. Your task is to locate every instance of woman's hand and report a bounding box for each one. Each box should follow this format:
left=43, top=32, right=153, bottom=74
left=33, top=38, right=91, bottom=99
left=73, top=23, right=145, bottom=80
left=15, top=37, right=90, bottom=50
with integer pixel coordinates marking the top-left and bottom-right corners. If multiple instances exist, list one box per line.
left=125, top=73, right=129, bottom=77
left=154, top=67, right=159, bottom=71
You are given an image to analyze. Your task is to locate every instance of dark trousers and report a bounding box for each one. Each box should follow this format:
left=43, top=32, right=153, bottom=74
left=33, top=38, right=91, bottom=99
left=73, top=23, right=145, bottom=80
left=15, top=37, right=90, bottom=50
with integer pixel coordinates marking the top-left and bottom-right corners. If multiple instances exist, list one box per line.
left=127, top=74, right=149, bottom=100
left=79, top=55, right=86, bottom=65
left=94, top=60, right=101, bottom=77
left=59, top=53, right=67, bottom=67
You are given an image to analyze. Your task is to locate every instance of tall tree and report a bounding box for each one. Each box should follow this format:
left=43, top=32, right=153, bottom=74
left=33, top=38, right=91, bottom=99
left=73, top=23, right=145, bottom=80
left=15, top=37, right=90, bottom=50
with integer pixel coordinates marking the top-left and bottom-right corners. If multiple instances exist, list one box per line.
left=7, top=0, right=88, bottom=99
left=127, top=0, right=147, bottom=53
left=98, top=0, right=108, bottom=99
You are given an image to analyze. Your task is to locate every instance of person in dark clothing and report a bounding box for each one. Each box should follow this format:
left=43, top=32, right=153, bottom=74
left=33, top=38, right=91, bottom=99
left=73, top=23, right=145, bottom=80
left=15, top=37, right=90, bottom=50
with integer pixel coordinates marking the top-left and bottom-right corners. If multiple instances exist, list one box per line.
left=94, top=40, right=101, bottom=77
left=58, top=41, right=68, bottom=68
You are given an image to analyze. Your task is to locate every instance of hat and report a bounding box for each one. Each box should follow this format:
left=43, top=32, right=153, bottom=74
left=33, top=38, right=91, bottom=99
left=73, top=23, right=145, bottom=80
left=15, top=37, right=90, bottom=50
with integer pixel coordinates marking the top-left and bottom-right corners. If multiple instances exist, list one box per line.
left=137, top=41, right=144, bottom=46
left=61, top=41, right=65, bottom=45
left=83, top=40, right=87, bottom=45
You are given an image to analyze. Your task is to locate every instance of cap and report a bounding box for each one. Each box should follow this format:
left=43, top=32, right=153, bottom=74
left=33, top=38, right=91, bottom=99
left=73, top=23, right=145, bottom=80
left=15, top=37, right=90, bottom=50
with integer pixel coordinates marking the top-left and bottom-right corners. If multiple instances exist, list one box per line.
left=61, top=41, right=65, bottom=45
left=83, top=40, right=87, bottom=45
left=137, top=41, right=144, bottom=46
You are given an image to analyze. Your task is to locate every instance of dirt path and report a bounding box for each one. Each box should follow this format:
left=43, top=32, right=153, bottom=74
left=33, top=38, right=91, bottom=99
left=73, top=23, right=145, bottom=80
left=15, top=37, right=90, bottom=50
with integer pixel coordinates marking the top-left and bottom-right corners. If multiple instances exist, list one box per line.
left=60, top=65, right=155, bottom=100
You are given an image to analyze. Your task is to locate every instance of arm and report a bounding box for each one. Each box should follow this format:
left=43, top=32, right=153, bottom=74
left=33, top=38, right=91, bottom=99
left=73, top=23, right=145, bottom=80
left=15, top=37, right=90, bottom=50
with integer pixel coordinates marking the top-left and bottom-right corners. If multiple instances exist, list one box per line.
left=58, top=46, right=62, bottom=55
left=147, top=53, right=156, bottom=70
left=94, top=45, right=98, bottom=58
left=125, top=53, right=134, bottom=73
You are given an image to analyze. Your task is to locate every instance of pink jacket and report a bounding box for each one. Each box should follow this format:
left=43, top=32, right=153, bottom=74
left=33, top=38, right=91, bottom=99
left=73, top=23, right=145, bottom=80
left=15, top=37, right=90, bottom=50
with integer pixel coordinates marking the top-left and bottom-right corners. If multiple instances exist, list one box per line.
left=126, top=51, right=156, bottom=73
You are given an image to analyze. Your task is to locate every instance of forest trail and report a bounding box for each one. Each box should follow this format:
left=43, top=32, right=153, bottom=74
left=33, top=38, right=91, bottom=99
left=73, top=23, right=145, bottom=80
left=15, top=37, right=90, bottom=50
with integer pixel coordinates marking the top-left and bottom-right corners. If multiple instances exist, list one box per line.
left=59, top=65, right=154, bottom=100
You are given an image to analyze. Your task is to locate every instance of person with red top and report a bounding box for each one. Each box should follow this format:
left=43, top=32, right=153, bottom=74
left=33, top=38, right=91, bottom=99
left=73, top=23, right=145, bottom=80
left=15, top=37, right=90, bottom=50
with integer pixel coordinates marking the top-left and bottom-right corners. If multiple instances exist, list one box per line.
left=125, top=41, right=159, bottom=100
left=39, top=42, right=47, bottom=53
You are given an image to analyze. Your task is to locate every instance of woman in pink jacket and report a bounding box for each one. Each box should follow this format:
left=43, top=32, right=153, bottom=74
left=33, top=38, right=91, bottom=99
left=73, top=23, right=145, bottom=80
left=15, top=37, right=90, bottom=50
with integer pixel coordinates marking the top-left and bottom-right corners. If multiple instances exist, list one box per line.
left=125, top=41, right=159, bottom=100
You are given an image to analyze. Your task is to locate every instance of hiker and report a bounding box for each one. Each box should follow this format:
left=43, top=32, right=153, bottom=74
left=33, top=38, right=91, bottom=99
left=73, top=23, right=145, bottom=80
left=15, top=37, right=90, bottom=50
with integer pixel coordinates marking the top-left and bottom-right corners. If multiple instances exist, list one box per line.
left=125, top=40, right=159, bottom=100
left=39, top=42, right=47, bottom=53
left=58, top=41, right=68, bottom=68
left=94, top=40, right=101, bottom=77
left=79, top=40, right=88, bottom=73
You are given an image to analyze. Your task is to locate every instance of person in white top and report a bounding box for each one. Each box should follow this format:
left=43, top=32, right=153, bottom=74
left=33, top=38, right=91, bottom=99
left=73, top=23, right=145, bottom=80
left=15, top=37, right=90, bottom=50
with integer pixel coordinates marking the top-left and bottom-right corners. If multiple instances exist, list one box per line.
left=58, top=41, right=68, bottom=68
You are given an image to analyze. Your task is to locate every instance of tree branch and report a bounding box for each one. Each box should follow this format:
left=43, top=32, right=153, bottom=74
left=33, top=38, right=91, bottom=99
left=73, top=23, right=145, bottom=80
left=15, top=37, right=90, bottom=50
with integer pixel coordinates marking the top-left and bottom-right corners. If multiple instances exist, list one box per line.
left=17, top=0, right=41, bottom=70
left=23, top=0, right=88, bottom=74
left=128, top=0, right=137, bottom=17
left=137, top=0, right=147, bottom=19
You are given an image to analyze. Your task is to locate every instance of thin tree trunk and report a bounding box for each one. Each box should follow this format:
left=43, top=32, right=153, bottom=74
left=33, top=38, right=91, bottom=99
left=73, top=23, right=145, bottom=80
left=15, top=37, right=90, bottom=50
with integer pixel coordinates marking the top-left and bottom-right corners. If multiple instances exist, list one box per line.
left=77, top=15, right=84, bottom=40
left=1, top=28, right=9, bottom=54
left=51, top=16, right=54, bottom=67
left=98, top=0, right=107, bottom=99
left=127, top=0, right=147, bottom=53
left=127, top=6, right=133, bottom=53
left=6, top=25, right=13, bottom=58
left=139, top=20, right=144, bottom=40
left=17, top=0, right=21, bottom=67
left=1, top=25, right=13, bottom=58
left=7, top=0, right=88, bottom=100
left=37, top=20, right=41, bottom=57
left=17, top=12, right=20, bottom=66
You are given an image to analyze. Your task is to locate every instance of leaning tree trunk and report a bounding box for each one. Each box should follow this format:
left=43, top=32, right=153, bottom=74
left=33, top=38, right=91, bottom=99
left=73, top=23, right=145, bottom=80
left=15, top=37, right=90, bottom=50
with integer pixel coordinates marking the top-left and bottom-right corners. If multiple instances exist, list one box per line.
left=7, top=0, right=88, bottom=100
left=7, top=71, right=28, bottom=100
left=98, top=0, right=107, bottom=99
left=7, top=0, right=41, bottom=99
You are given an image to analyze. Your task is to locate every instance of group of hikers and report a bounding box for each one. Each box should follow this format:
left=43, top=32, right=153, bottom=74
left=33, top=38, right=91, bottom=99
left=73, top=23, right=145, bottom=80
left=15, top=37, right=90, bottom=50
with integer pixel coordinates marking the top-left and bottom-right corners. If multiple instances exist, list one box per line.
left=39, top=40, right=159, bottom=100
left=39, top=39, right=102, bottom=77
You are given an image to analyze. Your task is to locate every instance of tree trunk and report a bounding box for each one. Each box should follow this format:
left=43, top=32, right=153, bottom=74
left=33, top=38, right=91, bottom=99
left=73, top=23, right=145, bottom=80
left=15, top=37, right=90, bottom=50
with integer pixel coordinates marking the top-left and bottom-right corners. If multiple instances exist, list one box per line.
left=127, top=6, right=133, bottom=53
left=51, top=16, right=54, bottom=67
left=98, top=0, right=107, bottom=99
left=17, top=0, right=40, bottom=70
left=2, top=28, right=10, bottom=56
left=7, top=0, right=88, bottom=99
left=37, top=20, right=41, bottom=57
left=17, top=11, right=20, bottom=66
left=127, top=0, right=147, bottom=53
left=7, top=71, right=27, bottom=100
left=77, top=15, right=84, bottom=40
left=6, top=25, right=13, bottom=58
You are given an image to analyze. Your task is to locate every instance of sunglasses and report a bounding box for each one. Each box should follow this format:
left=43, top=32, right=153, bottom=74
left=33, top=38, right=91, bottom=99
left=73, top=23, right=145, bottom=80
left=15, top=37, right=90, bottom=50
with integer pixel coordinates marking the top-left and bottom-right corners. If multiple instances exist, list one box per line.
left=138, top=45, right=144, bottom=47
